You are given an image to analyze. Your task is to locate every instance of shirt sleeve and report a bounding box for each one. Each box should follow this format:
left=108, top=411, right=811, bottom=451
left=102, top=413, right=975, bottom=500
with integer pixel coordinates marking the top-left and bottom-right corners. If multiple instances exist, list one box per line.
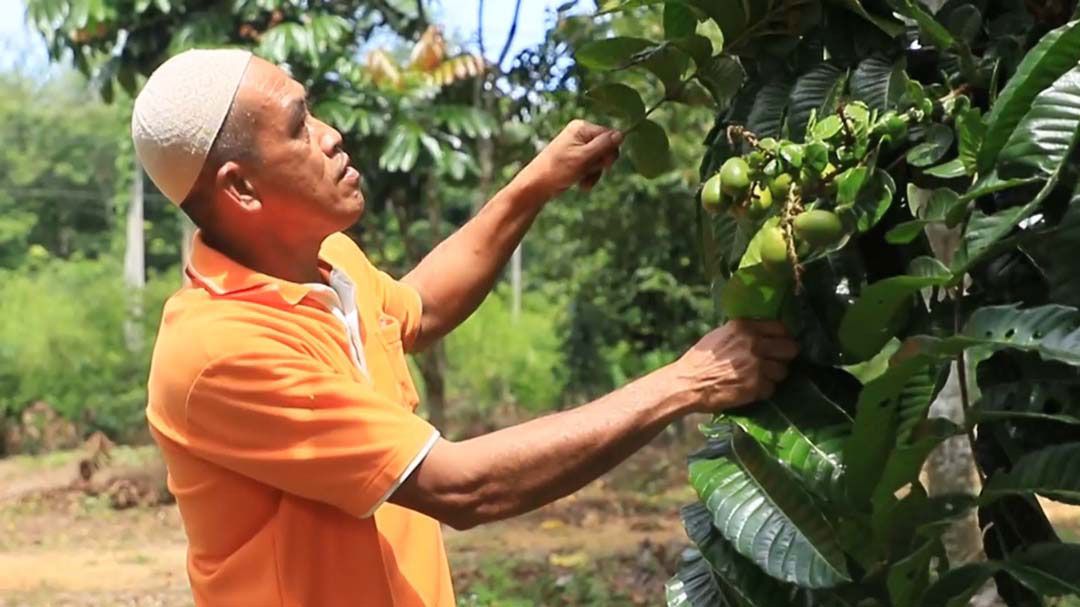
left=373, top=268, right=424, bottom=351
left=182, top=340, right=439, bottom=518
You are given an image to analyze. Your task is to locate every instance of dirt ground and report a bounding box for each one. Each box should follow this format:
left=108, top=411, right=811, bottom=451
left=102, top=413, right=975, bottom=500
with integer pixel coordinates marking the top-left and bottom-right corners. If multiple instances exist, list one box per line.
left=1, top=442, right=1078, bottom=607
left=0, top=443, right=695, bottom=607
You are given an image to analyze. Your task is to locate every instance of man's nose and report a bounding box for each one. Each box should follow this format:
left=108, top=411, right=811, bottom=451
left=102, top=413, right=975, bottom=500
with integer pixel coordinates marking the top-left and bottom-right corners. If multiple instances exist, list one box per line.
left=319, top=124, right=344, bottom=157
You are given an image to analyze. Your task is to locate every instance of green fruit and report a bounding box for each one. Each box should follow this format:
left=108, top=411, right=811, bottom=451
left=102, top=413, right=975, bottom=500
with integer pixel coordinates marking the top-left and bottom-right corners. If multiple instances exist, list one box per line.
left=720, top=157, right=751, bottom=197
left=760, top=226, right=789, bottom=270
left=768, top=173, right=793, bottom=200
left=701, top=173, right=725, bottom=212
left=749, top=185, right=773, bottom=218
left=793, top=210, right=844, bottom=247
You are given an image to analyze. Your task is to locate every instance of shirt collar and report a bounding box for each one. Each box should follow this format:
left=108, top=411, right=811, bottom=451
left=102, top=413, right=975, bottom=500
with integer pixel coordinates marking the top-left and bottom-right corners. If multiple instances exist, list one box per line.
left=185, top=230, right=333, bottom=306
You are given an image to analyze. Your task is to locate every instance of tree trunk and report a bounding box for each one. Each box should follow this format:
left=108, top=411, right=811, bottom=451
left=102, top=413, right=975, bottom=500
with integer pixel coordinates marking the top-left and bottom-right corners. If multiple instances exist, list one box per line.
left=416, top=342, right=448, bottom=432
left=123, top=157, right=146, bottom=352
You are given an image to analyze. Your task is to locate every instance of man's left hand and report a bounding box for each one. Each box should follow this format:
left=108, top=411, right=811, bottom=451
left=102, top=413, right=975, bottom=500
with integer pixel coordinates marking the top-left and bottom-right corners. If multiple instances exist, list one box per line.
left=520, top=120, right=623, bottom=199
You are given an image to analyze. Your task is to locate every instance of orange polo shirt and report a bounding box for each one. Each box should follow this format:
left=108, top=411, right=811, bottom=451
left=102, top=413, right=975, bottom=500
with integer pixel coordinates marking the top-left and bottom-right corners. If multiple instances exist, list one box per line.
left=146, top=231, right=454, bottom=606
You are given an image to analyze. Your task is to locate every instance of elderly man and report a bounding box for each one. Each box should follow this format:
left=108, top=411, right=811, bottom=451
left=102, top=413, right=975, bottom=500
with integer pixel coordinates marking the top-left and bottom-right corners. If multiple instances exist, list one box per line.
left=135, top=49, right=797, bottom=606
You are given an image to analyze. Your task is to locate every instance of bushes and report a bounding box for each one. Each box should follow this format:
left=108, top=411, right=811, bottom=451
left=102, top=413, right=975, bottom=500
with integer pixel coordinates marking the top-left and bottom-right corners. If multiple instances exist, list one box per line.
left=0, top=254, right=178, bottom=442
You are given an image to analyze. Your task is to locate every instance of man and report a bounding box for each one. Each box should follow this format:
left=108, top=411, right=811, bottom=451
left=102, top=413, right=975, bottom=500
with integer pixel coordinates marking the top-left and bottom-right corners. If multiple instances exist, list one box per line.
left=135, top=49, right=797, bottom=606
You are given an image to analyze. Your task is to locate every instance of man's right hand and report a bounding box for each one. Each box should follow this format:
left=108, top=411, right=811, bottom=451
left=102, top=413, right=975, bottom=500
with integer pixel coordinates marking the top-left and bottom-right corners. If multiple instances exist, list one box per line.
left=669, top=320, right=799, bottom=413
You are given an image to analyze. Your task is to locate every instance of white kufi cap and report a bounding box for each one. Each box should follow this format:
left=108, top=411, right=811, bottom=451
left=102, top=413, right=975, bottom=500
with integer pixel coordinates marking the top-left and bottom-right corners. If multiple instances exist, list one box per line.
left=131, top=48, right=253, bottom=205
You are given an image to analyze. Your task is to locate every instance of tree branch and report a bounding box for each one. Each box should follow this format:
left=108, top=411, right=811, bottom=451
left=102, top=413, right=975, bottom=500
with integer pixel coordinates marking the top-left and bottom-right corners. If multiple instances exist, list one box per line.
left=496, top=0, right=524, bottom=70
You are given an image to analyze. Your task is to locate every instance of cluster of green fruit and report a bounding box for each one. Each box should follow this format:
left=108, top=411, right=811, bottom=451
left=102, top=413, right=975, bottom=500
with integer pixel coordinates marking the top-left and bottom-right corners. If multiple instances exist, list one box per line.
left=699, top=101, right=920, bottom=272
left=701, top=154, right=843, bottom=271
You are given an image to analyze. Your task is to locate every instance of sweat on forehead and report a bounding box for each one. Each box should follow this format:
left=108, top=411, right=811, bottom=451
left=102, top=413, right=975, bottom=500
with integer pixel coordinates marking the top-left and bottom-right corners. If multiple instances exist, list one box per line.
left=130, top=48, right=254, bottom=206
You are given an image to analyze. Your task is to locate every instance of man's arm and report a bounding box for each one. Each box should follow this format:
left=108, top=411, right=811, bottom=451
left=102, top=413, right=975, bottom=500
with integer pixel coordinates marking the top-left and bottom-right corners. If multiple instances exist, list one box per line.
left=402, top=120, right=622, bottom=350
left=390, top=320, right=798, bottom=529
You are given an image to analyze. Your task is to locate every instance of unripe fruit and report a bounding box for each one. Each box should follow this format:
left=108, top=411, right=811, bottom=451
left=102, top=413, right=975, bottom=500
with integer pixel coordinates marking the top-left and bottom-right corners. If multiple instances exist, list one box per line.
left=749, top=185, right=773, bottom=219
left=701, top=173, right=725, bottom=212
left=720, top=157, right=751, bottom=198
left=760, top=226, right=789, bottom=270
left=793, top=210, right=844, bottom=247
left=769, top=173, right=793, bottom=200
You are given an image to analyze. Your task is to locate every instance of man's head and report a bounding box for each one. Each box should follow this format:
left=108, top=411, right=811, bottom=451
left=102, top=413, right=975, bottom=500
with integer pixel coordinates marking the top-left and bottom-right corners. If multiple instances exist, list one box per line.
left=132, top=49, right=363, bottom=245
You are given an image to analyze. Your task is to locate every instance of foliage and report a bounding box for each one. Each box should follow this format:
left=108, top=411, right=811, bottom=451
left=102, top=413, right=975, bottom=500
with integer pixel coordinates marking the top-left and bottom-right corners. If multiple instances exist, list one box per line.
left=582, top=0, right=1080, bottom=604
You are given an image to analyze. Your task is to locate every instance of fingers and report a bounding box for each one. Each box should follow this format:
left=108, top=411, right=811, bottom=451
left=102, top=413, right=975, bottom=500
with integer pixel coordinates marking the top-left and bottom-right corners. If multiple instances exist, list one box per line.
left=733, top=319, right=789, bottom=337
left=579, top=128, right=623, bottom=159
left=753, top=336, right=799, bottom=361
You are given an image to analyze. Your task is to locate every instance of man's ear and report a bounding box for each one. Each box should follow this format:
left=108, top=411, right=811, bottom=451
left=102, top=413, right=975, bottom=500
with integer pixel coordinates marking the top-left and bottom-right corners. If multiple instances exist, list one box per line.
left=215, top=161, right=261, bottom=213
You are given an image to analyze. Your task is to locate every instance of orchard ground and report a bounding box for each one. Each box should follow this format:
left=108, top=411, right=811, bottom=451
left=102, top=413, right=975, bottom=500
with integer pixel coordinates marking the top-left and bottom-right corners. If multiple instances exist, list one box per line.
left=2, top=440, right=1079, bottom=607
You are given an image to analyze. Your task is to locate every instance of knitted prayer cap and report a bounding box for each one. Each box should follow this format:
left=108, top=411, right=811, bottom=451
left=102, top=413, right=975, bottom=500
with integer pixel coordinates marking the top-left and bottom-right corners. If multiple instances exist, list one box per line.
left=131, top=48, right=253, bottom=205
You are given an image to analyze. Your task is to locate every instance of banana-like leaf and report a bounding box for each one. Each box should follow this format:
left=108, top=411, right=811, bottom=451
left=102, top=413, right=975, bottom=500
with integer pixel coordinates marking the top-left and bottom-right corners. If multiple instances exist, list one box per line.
left=974, top=373, right=1080, bottom=426
left=681, top=502, right=803, bottom=606
left=787, top=63, right=847, bottom=141
left=850, top=56, right=907, bottom=113
left=977, top=19, right=1080, bottom=172
left=665, top=548, right=726, bottom=607
left=983, top=442, right=1080, bottom=504
left=1003, top=542, right=1080, bottom=596
left=998, top=63, right=1080, bottom=178
left=379, top=123, right=421, bottom=172
left=689, top=430, right=852, bottom=588
left=726, top=374, right=852, bottom=502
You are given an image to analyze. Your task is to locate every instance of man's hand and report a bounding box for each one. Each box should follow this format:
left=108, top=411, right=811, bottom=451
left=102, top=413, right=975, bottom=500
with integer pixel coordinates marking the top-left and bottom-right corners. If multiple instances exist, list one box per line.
left=668, top=320, right=799, bottom=413
left=519, top=120, right=623, bottom=199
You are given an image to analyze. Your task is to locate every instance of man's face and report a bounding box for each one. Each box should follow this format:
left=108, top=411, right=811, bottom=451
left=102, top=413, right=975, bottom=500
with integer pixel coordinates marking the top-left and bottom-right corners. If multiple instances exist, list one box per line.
left=233, top=57, right=364, bottom=234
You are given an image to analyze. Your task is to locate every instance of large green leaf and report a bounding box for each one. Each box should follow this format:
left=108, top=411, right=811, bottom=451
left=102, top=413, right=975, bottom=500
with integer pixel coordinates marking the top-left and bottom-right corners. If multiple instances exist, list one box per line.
left=665, top=549, right=725, bottom=607
left=787, top=63, right=847, bottom=141
left=689, top=431, right=852, bottom=588
left=575, top=36, right=655, bottom=71
left=1003, top=542, right=1080, bottom=596
left=850, top=56, right=907, bottom=113
left=681, top=502, right=802, bottom=606
left=960, top=304, right=1080, bottom=367
left=838, top=265, right=951, bottom=362
left=842, top=168, right=896, bottom=233
left=625, top=118, right=673, bottom=178
left=747, top=80, right=793, bottom=140
left=998, top=63, right=1080, bottom=178
left=983, top=442, right=1080, bottom=504
left=696, top=55, right=746, bottom=107
left=664, top=2, right=698, bottom=39
left=720, top=264, right=790, bottom=321
left=725, top=374, right=853, bottom=502
left=977, top=19, right=1080, bottom=172
left=887, top=540, right=939, bottom=607
left=974, top=371, right=1080, bottom=426
left=905, top=124, right=954, bottom=168
left=886, top=0, right=956, bottom=50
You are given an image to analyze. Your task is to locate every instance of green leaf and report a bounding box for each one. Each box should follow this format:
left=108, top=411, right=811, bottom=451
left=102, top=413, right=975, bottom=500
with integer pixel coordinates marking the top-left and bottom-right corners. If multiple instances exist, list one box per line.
left=974, top=370, right=1080, bottom=426
left=665, top=549, right=724, bottom=607
left=811, top=115, right=843, bottom=140
left=843, top=168, right=896, bottom=232
left=379, top=124, right=421, bottom=172
left=664, top=3, right=697, bottom=39
left=584, top=83, right=646, bottom=124
left=886, top=221, right=928, bottom=244
left=831, top=0, right=905, bottom=36
left=924, top=158, right=968, bottom=179
left=681, top=502, right=801, bottom=606
left=641, top=45, right=692, bottom=94
left=687, top=0, right=747, bottom=46
left=839, top=272, right=951, bottom=362
left=672, top=34, right=714, bottom=68
left=977, top=19, right=1080, bottom=172
left=875, top=417, right=957, bottom=500
left=747, top=81, right=793, bottom=140
left=787, top=63, right=847, bottom=141
left=720, top=263, right=790, bottom=320
left=575, top=37, right=655, bottom=71
left=886, top=0, right=956, bottom=50
left=836, top=166, right=869, bottom=207
left=998, top=63, right=1080, bottom=178
left=851, top=56, right=907, bottom=112
left=887, top=540, right=938, bottom=607
left=922, top=562, right=1000, bottom=607
left=1004, top=542, right=1080, bottom=596
left=956, top=108, right=985, bottom=171
left=695, top=55, right=745, bottom=107
left=906, top=124, right=954, bottom=168
left=625, top=119, right=673, bottom=178
left=725, top=373, right=853, bottom=502
left=983, top=442, right=1080, bottom=504
left=961, top=304, right=1080, bottom=367
left=689, top=430, right=852, bottom=588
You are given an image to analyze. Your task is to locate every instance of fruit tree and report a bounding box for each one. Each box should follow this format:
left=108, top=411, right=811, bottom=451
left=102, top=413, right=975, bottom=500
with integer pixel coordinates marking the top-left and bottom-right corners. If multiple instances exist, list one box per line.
left=579, top=0, right=1080, bottom=605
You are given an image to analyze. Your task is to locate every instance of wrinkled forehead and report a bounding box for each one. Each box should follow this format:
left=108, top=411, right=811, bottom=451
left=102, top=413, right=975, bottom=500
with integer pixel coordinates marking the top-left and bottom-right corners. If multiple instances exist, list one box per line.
left=232, top=57, right=305, bottom=126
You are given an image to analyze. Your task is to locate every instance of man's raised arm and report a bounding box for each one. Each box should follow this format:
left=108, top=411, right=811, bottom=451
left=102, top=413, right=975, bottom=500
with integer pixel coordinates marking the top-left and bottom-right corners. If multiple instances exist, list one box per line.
left=402, top=120, right=622, bottom=350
